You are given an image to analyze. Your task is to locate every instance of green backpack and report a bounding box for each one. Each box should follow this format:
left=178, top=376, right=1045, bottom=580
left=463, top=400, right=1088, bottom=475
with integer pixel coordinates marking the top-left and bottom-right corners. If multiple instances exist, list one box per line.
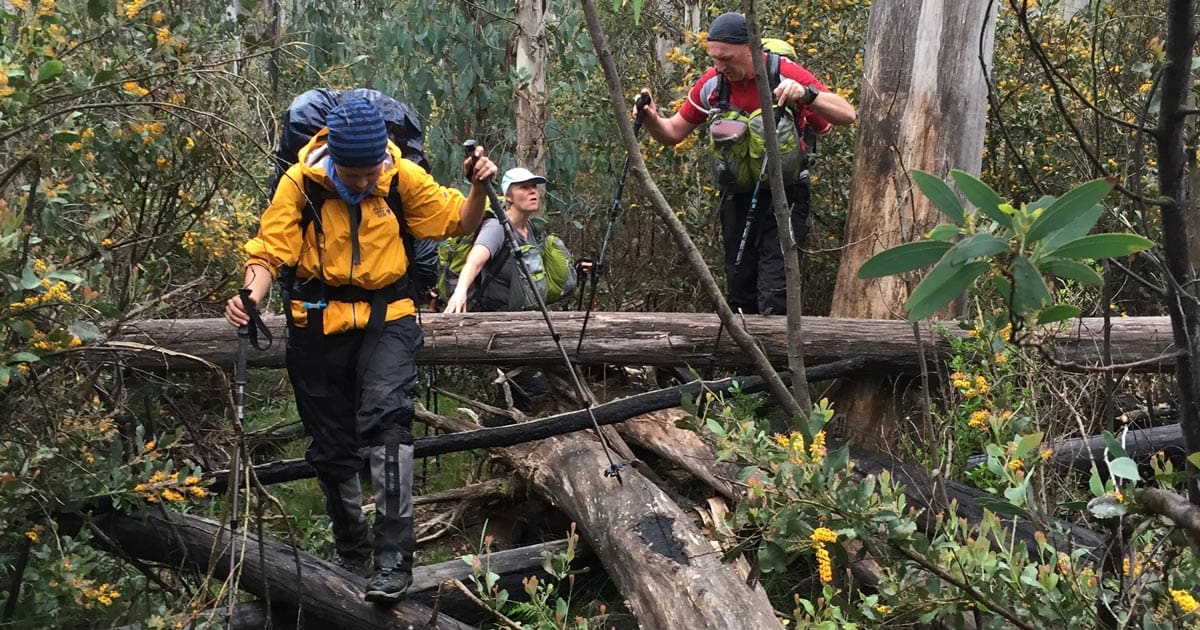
left=708, top=53, right=806, bottom=193
left=437, top=212, right=578, bottom=311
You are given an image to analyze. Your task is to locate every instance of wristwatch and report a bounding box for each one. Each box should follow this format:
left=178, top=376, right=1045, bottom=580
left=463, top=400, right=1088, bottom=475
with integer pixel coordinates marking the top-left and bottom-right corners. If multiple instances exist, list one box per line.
left=802, top=84, right=820, bottom=106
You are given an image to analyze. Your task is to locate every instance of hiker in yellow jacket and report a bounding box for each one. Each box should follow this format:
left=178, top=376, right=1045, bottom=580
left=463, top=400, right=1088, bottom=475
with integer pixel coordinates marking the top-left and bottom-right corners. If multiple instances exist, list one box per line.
left=224, top=96, right=496, bottom=602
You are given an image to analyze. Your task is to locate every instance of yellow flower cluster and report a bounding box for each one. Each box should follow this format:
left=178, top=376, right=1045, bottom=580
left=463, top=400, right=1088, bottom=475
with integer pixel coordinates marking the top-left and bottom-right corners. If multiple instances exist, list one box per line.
left=35, top=0, right=54, bottom=17
left=82, top=583, right=121, bottom=607
left=810, top=528, right=837, bottom=583
left=1171, top=589, right=1198, bottom=614
left=808, top=431, right=826, bottom=461
left=123, top=0, right=147, bottom=19
left=25, top=524, right=42, bottom=541
left=134, top=469, right=208, bottom=504
left=122, top=81, right=149, bottom=97
left=950, top=371, right=990, bottom=398
left=968, top=409, right=990, bottom=429
left=11, top=279, right=73, bottom=312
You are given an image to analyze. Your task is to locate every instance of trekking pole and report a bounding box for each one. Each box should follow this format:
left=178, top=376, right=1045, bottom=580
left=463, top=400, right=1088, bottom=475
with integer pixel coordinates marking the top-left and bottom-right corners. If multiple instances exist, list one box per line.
left=463, top=141, right=627, bottom=482
left=733, top=154, right=771, bottom=271
left=575, top=92, right=650, bottom=354
left=228, top=289, right=252, bottom=624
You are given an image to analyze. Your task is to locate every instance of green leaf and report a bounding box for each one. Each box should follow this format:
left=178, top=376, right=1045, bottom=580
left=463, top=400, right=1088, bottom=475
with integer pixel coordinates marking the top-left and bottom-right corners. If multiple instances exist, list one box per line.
left=1108, top=457, right=1140, bottom=481
left=1087, top=495, right=1127, bottom=519
left=38, top=60, right=65, bottom=82
left=1038, top=259, right=1104, bottom=285
left=926, top=223, right=961, bottom=242
left=7, top=352, right=40, bottom=364
left=857, top=240, right=953, bottom=279
left=1047, top=233, right=1154, bottom=260
left=911, top=169, right=964, bottom=224
left=975, top=496, right=1031, bottom=520
left=904, top=259, right=989, bottom=321
left=1011, top=254, right=1051, bottom=312
left=1101, top=431, right=1129, bottom=459
left=949, top=233, right=1009, bottom=264
left=1187, top=452, right=1200, bottom=470
left=0, top=367, right=9, bottom=388
left=1027, top=178, right=1114, bottom=242
left=1089, top=466, right=1105, bottom=497
left=1037, top=304, right=1082, bottom=324
left=951, top=170, right=1011, bottom=230
left=1040, top=202, right=1105, bottom=253
left=1014, top=432, right=1044, bottom=458
left=20, top=268, right=40, bottom=290
left=1004, top=484, right=1028, bottom=506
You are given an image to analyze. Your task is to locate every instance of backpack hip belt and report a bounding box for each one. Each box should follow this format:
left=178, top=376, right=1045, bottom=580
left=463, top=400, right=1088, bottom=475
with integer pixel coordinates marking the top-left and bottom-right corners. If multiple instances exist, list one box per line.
left=287, top=275, right=412, bottom=336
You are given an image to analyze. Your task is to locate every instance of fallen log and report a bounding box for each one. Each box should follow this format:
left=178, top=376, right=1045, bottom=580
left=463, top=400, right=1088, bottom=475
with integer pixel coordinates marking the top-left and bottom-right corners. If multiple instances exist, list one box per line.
left=93, top=510, right=473, bottom=630
left=206, top=364, right=861, bottom=493
left=965, top=423, right=1187, bottom=473
left=111, top=601, right=283, bottom=630
left=417, top=414, right=785, bottom=629
left=100, top=313, right=1177, bottom=373
left=618, top=408, right=740, bottom=502
left=617, top=408, right=1104, bottom=559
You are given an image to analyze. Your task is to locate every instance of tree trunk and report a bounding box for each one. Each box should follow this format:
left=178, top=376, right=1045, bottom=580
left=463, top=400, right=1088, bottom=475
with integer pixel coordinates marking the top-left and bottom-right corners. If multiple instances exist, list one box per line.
left=103, top=313, right=1176, bottom=373
left=830, top=0, right=998, bottom=450
left=618, top=408, right=741, bottom=501
left=965, top=423, right=1185, bottom=473
left=418, top=412, right=786, bottom=629
left=91, top=511, right=474, bottom=630
left=512, top=0, right=547, bottom=172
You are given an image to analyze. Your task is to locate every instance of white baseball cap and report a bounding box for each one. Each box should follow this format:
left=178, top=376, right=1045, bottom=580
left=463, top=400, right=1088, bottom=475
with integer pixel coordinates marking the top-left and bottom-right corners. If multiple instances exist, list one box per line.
left=501, top=167, right=548, bottom=195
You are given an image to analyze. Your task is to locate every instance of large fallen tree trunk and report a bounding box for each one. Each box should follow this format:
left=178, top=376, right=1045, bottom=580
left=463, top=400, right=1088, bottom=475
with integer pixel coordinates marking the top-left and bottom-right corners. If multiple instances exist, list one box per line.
left=99, top=313, right=1176, bottom=373
left=966, top=423, right=1187, bottom=473
left=205, top=365, right=862, bottom=493
left=91, top=510, right=474, bottom=630
left=417, top=413, right=785, bottom=629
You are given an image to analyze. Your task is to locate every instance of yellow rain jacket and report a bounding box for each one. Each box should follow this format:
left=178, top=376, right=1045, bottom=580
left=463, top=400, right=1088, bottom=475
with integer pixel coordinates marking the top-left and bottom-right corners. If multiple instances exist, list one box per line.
left=245, top=129, right=467, bottom=334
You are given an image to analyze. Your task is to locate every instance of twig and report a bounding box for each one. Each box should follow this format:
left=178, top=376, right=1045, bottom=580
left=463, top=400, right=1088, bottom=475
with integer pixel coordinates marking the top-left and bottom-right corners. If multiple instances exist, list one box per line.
left=890, top=542, right=1037, bottom=630
left=1032, top=343, right=1183, bottom=373
left=1, top=536, right=31, bottom=622
left=444, top=578, right=524, bottom=630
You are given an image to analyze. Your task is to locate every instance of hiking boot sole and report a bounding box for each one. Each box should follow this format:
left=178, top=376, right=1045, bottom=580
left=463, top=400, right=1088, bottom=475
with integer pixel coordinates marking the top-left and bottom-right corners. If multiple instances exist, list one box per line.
left=365, top=587, right=409, bottom=604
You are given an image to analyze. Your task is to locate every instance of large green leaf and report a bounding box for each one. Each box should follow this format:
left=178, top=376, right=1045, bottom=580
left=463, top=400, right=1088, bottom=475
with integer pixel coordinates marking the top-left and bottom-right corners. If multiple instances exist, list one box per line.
left=1038, top=259, right=1104, bottom=285
left=857, top=240, right=953, bottom=279
left=1026, top=178, right=1114, bottom=242
left=951, top=170, right=1011, bottom=230
left=911, top=169, right=964, bottom=224
left=1040, top=203, right=1104, bottom=252
left=1011, top=255, right=1051, bottom=313
left=949, top=233, right=1009, bottom=264
left=38, top=60, right=64, bottom=82
left=1047, top=233, right=1154, bottom=260
left=1037, top=304, right=1082, bottom=325
left=904, top=259, right=988, bottom=321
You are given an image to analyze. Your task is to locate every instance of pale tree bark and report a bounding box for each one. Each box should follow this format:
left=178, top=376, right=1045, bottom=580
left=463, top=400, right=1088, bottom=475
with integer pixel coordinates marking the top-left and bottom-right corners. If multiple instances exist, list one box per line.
left=829, top=0, right=997, bottom=451
left=512, top=0, right=548, bottom=172
left=654, top=0, right=704, bottom=66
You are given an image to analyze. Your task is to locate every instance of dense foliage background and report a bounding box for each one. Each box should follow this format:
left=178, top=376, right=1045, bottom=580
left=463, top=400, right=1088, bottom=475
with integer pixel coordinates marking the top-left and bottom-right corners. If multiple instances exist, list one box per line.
left=0, top=0, right=1197, bottom=627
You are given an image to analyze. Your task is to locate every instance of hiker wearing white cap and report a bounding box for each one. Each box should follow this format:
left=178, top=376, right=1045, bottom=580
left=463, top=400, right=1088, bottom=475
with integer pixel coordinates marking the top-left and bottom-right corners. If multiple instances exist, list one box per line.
left=442, top=166, right=582, bottom=416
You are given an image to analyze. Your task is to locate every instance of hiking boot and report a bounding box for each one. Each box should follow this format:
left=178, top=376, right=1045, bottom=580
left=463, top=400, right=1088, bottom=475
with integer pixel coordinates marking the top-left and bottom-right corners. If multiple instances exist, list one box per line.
left=335, top=555, right=371, bottom=578
left=364, top=566, right=412, bottom=603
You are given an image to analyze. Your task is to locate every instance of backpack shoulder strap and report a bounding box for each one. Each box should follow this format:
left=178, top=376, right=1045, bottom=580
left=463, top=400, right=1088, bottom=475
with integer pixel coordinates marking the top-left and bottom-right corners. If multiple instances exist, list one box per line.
left=715, top=73, right=731, bottom=113
left=301, top=176, right=326, bottom=236
left=767, top=53, right=782, bottom=91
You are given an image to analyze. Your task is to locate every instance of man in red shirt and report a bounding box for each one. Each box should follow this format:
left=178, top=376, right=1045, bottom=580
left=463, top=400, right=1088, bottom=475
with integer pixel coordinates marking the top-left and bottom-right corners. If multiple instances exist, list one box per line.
left=641, top=12, right=855, bottom=315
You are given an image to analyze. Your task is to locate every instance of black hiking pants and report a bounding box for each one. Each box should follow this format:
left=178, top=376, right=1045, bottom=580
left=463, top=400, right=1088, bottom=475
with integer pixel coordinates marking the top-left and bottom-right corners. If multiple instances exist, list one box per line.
left=287, top=316, right=421, bottom=570
left=719, top=174, right=812, bottom=316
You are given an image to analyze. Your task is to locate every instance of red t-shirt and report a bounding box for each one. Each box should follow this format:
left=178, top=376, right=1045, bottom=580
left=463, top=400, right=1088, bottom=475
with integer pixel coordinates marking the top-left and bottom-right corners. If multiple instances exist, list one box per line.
left=679, top=55, right=834, bottom=137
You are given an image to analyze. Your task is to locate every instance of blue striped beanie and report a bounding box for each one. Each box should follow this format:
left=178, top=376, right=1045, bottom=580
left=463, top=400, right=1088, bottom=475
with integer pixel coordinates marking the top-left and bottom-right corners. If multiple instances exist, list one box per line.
left=325, top=96, right=389, bottom=168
